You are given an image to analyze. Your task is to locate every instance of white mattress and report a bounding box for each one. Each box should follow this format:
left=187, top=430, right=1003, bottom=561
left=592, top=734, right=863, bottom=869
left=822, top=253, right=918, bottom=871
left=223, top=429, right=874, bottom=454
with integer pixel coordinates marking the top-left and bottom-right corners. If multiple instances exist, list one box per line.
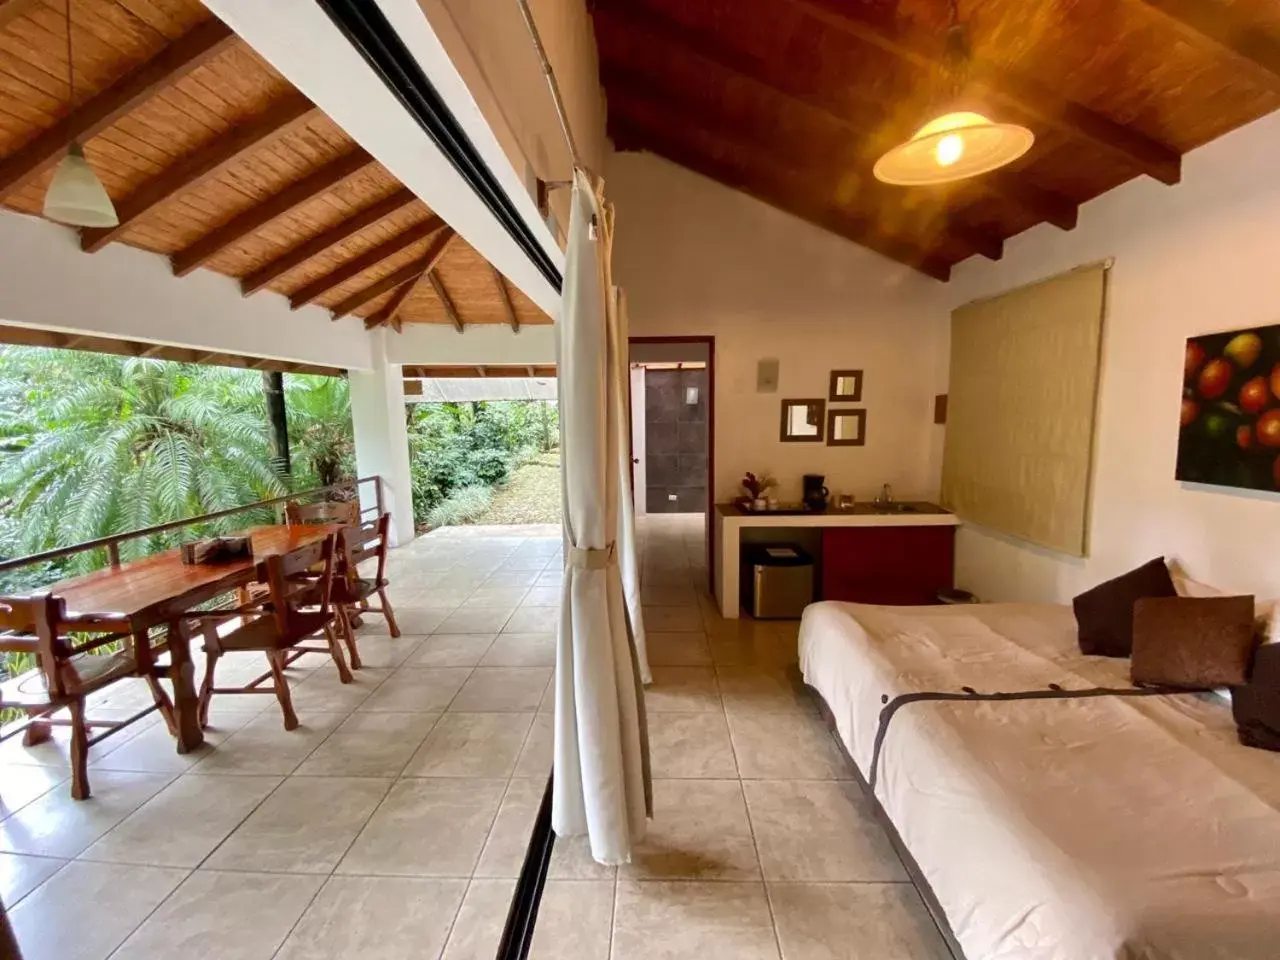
left=799, top=601, right=1280, bottom=960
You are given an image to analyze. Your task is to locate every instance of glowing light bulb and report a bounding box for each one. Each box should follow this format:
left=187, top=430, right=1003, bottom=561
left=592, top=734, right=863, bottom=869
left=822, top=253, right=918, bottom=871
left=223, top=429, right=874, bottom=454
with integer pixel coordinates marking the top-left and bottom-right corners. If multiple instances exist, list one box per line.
left=935, top=133, right=964, bottom=167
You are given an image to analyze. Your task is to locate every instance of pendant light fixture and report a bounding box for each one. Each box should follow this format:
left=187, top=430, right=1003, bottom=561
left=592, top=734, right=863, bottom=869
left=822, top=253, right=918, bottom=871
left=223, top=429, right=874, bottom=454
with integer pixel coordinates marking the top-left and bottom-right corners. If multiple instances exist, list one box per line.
left=873, top=2, right=1033, bottom=187
left=42, top=0, right=118, bottom=228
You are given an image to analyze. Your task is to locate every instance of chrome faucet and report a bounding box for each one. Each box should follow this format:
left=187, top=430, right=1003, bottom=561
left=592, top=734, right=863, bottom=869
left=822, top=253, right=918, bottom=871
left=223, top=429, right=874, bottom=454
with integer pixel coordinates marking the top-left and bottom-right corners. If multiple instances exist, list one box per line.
left=875, top=483, right=894, bottom=506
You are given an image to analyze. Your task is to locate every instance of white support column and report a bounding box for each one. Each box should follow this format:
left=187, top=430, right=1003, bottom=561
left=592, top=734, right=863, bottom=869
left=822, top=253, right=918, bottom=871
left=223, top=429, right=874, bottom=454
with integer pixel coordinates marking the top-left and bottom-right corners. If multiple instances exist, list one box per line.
left=350, top=328, right=416, bottom=546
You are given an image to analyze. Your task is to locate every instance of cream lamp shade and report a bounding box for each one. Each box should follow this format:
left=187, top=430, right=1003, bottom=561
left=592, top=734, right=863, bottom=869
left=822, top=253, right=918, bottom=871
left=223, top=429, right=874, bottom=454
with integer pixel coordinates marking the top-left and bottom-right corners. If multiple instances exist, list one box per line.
left=43, top=142, right=119, bottom=228
left=873, top=111, right=1034, bottom=186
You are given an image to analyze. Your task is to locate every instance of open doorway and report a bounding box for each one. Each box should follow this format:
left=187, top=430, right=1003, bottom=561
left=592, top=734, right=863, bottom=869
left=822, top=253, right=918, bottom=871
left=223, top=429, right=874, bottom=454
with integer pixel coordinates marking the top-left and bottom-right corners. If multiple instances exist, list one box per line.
left=629, top=336, right=716, bottom=583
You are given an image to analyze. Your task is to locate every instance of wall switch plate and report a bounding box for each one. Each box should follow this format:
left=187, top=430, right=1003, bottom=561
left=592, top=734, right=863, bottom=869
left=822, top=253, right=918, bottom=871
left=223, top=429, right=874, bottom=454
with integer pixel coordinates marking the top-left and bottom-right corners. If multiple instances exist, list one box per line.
left=757, top=358, right=779, bottom=393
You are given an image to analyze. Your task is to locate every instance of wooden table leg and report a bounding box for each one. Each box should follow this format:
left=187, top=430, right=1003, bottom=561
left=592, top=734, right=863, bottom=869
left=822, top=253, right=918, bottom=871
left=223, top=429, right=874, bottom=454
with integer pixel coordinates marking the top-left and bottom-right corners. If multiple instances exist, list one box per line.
left=165, top=619, right=204, bottom=754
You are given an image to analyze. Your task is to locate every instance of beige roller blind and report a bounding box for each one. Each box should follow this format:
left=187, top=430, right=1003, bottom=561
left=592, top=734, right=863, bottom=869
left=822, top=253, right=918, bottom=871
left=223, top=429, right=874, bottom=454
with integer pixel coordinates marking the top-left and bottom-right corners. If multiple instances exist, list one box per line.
left=941, top=263, right=1107, bottom=557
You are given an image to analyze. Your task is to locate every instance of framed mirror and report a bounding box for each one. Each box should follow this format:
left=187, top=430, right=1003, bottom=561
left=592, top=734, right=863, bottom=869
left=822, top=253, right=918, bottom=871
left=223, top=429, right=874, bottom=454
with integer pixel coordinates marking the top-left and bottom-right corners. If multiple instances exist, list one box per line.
left=828, top=369, right=863, bottom=402
left=780, top=398, right=825, bottom=442
left=827, top=409, right=866, bottom=446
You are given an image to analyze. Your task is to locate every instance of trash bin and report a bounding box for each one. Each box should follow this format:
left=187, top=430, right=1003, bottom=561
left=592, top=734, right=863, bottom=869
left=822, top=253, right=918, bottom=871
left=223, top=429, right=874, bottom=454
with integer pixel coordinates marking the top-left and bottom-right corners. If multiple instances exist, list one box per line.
left=743, top=543, right=814, bottom=619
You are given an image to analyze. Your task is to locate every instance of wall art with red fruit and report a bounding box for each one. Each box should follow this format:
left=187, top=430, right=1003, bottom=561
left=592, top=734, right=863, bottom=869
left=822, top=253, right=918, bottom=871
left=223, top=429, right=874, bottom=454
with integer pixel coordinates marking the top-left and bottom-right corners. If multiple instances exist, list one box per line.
left=1177, top=324, right=1280, bottom=491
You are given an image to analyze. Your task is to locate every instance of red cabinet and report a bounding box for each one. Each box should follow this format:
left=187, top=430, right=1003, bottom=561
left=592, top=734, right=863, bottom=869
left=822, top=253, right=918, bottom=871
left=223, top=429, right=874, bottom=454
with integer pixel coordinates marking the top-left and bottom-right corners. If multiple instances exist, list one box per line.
left=821, top=525, right=955, bottom=605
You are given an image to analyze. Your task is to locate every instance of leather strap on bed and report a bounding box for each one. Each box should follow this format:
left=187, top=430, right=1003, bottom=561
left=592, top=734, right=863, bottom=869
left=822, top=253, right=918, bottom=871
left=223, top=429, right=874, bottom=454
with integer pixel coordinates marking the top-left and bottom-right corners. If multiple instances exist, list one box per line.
left=867, top=684, right=1199, bottom=793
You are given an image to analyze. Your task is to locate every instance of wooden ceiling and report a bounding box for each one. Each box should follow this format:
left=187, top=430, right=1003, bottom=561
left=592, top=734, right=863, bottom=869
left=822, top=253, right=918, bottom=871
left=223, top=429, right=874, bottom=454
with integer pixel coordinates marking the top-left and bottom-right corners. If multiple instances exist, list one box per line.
left=0, top=0, right=551, bottom=330
left=591, top=0, right=1280, bottom=280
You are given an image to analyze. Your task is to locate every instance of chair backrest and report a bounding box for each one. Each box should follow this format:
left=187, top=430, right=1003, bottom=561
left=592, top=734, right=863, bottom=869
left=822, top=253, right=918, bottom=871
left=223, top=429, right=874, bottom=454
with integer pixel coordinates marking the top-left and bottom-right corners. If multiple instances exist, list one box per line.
left=0, top=593, right=70, bottom=697
left=340, top=513, right=392, bottom=585
left=263, top=534, right=336, bottom=634
left=286, top=499, right=360, bottom=527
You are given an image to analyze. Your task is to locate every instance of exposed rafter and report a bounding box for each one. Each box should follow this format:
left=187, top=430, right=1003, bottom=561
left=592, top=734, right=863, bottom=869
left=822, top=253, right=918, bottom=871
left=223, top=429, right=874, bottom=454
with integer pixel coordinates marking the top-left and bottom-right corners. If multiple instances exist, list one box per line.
left=784, top=0, right=1182, bottom=184
left=429, top=271, right=465, bottom=332
left=593, top=3, right=1078, bottom=233
left=364, top=271, right=427, bottom=331
left=0, top=19, right=237, bottom=198
left=0, top=0, right=45, bottom=33
left=1132, top=0, right=1280, bottom=89
left=605, top=69, right=1001, bottom=262
left=239, top=187, right=417, bottom=296
left=613, top=117, right=951, bottom=280
left=171, top=149, right=375, bottom=277
left=492, top=265, right=520, bottom=332
left=81, top=94, right=318, bottom=252
left=330, top=226, right=455, bottom=318
left=404, top=364, right=557, bottom=378
left=290, top=215, right=444, bottom=309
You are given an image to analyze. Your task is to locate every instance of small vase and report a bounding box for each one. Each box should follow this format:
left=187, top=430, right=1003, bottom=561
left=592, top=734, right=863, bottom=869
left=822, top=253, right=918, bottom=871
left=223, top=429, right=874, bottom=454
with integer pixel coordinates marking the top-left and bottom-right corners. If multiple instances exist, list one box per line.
left=753, top=497, right=768, bottom=511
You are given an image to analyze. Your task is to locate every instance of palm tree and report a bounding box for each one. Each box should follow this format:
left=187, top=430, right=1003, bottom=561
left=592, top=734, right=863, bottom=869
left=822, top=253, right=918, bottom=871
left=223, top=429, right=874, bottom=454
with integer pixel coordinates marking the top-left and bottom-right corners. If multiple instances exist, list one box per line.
left=0, top=349, right=286, bottom=570
left=286, top=374, right=354, bottom=489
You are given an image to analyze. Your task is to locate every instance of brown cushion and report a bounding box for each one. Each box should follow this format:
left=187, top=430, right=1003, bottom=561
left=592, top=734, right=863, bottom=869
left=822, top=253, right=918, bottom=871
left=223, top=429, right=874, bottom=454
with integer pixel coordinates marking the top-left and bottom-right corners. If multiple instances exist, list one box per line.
left=1072, top=558, right=1177, bottom=657
left=1131, top=595, right=1258, bottom=689
left=1233, top=643, right=1280, bottom=751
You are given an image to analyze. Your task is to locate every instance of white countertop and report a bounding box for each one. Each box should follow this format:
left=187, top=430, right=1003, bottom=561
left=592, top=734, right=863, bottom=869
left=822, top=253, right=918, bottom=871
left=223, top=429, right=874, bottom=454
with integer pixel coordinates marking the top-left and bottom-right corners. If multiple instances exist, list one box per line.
left=715, top=503, right=959, bottom=528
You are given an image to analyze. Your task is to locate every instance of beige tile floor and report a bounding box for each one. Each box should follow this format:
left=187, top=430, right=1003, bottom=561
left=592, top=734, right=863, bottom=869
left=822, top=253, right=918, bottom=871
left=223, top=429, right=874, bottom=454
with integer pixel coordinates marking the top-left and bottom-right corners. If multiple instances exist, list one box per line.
left=0, top=516, right=951, bottom=960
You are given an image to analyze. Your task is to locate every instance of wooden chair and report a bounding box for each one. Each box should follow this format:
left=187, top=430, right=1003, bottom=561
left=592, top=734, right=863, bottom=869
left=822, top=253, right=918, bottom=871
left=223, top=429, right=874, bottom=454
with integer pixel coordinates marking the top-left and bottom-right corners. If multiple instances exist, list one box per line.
left=330, top=513, right=400, bottom=669
left=0, top=593, right=175, bottom=800
left=285, top=499, right=360, bottom=527
left=192, top=534, right=347, bottom=731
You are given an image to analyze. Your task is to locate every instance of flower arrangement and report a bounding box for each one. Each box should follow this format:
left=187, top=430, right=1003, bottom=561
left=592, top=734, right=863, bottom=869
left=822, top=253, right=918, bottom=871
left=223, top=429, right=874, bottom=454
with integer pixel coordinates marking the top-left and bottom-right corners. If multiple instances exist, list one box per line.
left=741, top=472, right=776, bottom=499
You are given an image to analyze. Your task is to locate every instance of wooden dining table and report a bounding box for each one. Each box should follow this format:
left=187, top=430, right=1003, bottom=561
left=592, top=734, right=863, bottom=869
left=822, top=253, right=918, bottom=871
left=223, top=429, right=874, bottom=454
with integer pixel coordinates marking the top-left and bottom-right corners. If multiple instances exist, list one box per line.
left=48, top=523, right=345, bottom=753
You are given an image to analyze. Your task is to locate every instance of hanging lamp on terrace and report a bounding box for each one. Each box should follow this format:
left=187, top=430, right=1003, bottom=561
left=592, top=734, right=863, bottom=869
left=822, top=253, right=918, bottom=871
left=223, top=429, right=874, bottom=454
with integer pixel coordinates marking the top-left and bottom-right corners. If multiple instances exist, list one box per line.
left=43, top=0, right=118, bottom=228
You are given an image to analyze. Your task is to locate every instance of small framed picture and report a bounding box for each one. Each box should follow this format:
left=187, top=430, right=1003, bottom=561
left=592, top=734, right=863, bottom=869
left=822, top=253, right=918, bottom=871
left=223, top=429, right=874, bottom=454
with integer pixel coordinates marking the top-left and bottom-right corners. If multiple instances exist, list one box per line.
left=829, top=370, right=863, bottom=402
left=826, top=409, right=866, bottom=447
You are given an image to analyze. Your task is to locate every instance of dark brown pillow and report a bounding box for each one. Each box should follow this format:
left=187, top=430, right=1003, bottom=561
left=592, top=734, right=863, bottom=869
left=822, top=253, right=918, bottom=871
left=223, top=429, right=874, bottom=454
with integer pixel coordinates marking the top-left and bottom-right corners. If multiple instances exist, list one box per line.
left=1073, top=558, right=1177, bottom=657
left=1131, top=595, right=1258, bottom=688
left=1233, top=643, right=1280, bottom=751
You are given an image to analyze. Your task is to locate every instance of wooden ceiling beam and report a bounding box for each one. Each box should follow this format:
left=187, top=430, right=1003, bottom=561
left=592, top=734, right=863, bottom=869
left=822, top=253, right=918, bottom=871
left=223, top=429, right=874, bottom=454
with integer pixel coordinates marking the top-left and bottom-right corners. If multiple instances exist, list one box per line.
left=331, top=226, right=455, bottom=318
left=594, top=6, right=1076, bottom=233
left=171, top=149, right=376, bottom=277
left=0, top=19, right=238, bottom=198
left=612, top=117, right=951, bottom=280
left=428, top=271, right=465, bottom=332
left=81, top=94, right=318, bottom=252
left=239, top=187, right=417, bottom=296
left=0, top=0, right=41, bottom=31
left=290, top=215, right=444, bottom=309
left=492, top=265, right=520, bottom=332
left=365, top=271, right=428, bottom=330
left=783, top=0, right=1182, bottom=185
left=1132, top=0, right=1280, bottom=88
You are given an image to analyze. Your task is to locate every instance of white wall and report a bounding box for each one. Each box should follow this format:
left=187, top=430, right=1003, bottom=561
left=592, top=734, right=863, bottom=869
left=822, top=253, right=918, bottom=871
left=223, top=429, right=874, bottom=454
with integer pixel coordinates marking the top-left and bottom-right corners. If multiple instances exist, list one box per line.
left=0, top=210, right=374, bottom=370
left=608, top=151, right=950, bottom=506
left=947, top=111, right=1280, bottom=604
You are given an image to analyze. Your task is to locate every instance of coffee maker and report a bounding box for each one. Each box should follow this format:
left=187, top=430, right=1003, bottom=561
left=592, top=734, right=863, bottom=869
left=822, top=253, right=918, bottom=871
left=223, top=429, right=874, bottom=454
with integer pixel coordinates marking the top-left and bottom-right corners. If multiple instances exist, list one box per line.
left=802, top=474, right=829, bottom=512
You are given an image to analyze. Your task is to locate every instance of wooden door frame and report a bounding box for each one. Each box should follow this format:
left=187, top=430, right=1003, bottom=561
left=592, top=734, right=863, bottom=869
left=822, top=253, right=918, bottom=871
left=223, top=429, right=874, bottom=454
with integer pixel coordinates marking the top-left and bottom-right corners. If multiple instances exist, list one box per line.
left=628, top=335, right=716, bottom=593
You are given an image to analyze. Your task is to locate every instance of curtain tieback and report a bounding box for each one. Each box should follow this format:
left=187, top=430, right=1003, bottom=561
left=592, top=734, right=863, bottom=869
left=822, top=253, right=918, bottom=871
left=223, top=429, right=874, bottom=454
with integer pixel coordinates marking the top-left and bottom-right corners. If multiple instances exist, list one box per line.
left=567, top=542, right=616, bottom=570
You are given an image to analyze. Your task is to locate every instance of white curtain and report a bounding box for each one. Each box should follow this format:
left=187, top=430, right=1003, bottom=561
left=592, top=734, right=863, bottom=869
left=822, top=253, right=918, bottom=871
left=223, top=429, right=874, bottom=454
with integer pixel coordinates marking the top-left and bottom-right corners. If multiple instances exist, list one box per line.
left=553, top=169, right=651, bottom=864
left=612, top=287, right=650, bottom=684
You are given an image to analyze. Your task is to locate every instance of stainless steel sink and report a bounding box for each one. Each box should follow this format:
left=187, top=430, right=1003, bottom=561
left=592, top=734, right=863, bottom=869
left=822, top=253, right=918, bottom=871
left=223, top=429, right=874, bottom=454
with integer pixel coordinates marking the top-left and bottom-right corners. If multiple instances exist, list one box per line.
left=872, top=502, right=918, bottom=513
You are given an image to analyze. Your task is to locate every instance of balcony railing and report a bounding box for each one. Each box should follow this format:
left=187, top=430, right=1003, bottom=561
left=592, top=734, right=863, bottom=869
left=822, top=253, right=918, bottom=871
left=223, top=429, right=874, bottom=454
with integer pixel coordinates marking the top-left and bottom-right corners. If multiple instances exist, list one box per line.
left=0, top=475, right=385, bottom=580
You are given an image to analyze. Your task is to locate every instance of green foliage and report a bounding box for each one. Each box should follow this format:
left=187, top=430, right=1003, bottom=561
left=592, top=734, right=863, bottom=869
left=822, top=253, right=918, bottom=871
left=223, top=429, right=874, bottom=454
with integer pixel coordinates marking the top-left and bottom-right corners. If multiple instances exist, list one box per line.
left=425, top=485, right=494, bottom=527
left=407, top=400, right=558, bottom=526
left=287, top=375, right=355, bottom=488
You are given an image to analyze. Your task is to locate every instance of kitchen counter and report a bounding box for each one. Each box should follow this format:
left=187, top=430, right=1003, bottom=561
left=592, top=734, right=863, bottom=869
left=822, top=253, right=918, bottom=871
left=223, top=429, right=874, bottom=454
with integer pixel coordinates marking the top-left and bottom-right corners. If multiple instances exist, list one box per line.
left=712, top=501, right=958, bottom=618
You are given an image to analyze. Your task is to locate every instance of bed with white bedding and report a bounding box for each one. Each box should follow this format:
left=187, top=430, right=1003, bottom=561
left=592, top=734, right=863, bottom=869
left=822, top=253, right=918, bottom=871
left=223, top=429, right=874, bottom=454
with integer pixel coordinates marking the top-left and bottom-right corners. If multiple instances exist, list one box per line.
left=798, top=600, right=1280, bottom=960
